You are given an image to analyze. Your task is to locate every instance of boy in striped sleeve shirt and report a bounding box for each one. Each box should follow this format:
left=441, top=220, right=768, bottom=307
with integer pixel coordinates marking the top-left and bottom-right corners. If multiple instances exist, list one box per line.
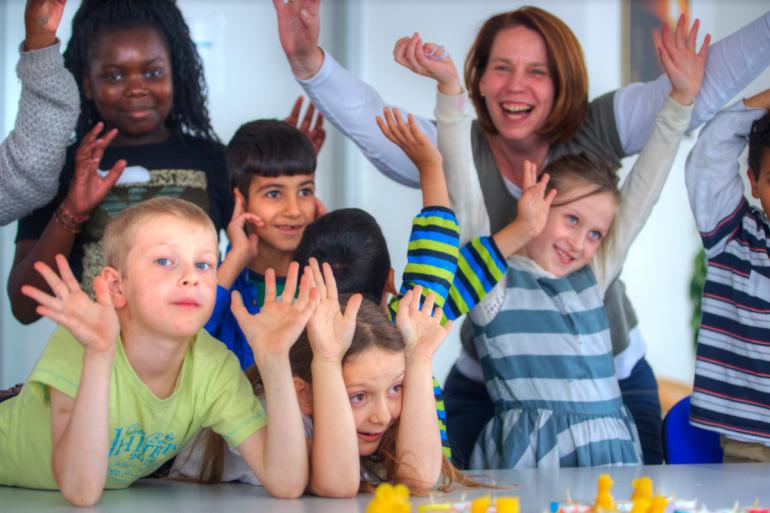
left=686, top=88, right=770, bottom=462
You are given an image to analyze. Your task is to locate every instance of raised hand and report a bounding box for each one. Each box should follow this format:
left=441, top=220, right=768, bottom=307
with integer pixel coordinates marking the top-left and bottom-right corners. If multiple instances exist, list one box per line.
left=393, top=32, right=461, bottom=95
left=21, top=254, right=118, bottom=355
left=24, top=0, right=67, bottom=51
left=395, top=286, right=451, bottom=364
left=62, top=122, right=126, bottom=220
left=273, top=0, right=324, bottom=80
left=377, top=107, right=441, bottom=172
left=305, top=258, right=362, bottom=363
left=515, top=160, right=557, bottom=239
left=653, top=15, right=710, bottom=106
left=231, top=262, right=318, bottom=364
left=226, top=192, right=262, bottom=263
left=285, top=96, right=326, bottom=154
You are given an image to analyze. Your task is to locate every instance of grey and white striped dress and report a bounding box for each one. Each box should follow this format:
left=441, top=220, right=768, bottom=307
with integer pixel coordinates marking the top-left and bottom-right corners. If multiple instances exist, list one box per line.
left=470, top=259, right=641, bottom=468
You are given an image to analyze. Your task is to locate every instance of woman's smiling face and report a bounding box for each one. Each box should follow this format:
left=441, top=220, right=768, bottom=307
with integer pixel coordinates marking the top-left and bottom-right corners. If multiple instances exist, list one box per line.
left=479, top=25, right=555, bottom=146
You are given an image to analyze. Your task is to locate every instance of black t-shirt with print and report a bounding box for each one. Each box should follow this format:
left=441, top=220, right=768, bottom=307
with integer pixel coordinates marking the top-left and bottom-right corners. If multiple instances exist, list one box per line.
left=16, top=131, right=232, bottom=294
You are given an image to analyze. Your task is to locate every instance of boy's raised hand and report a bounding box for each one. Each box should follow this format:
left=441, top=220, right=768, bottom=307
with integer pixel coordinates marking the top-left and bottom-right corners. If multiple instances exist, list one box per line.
left=395, top=286, right=451, bottom=364
left=515, top=161, right=557, bottom=239
left=21, top=254, right=118, bottom=355
left=653, top=15, right=710, bottom=106
left=305, top=258, right=362, bottom=363
left=24, top=0, right=67, bottom=51
left=62, top=122, right=126, bottom=221
left=232, top=262, right=318, bottom=363
left=377, top=107, right=441, bottom=175
left=285, top=96, right=326, bottom=154
left=393, top=33, right=461, bottom=95
left=226, top=193, right=262, bottom=263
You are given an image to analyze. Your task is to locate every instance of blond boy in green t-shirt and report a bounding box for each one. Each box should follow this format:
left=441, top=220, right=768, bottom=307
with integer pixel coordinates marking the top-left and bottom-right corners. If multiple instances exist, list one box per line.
left=0, top=198, right=316, bottom=506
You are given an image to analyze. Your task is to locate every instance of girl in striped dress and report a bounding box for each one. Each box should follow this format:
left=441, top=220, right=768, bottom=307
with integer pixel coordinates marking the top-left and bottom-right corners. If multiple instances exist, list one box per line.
left=393, top=21, right=707, bottom=467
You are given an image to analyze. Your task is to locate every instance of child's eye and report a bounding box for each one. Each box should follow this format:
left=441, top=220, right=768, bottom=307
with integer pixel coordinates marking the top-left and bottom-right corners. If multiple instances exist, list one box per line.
left=145, top=68, right=165, bottom=79
left=349, top=392, right=366, bottom=405
left=388, top=384, right=403, bottom=396
left=102, top=72, right=122, bottom=81
left=299, top=187, right=315, bottom=198
left=265, top=190, right=280, bottom=199
left=154, top=257, right=172, bottom=267
left=566, top=214, right=578, bottom=225
left=588, top=230, right=603, bottom=241
left=195, top=261, right=212, bottom=270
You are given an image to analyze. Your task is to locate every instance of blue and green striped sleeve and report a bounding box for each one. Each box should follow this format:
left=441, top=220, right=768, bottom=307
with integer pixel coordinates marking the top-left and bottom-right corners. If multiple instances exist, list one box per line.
left=444, top=235, right=507, bottom=321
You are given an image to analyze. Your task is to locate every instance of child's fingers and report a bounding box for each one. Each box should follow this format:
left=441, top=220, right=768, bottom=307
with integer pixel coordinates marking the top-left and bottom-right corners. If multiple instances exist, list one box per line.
left=376, top=115, right=395, bottom=143
left=81, top=122, right=104, bottom=148
left=301, top=102, right=316, bottom=132
left=383, top=108, right=407, bottom=146
left=230, top=290, right=247, bottom=321
left=232, top=191, right=244, bottom=217
left=20, top=284, right=59, bottom=311
left=295, top=268, right=311, bottom=309
left=544, top=187, right=558, bottom=207
left=686, top=18, right=700, bottom=51
left=55, top=254, right=81, bottom=292
left=675, top=14, right=686, bottom=49
left=423, top=291, right=436, bottom=316
left=343, top=293, right=362, bottom=323
left=406, top=113, right=428, bottom=145
left=285, top=95, right=302, bottom=126
left=102, top=160, right=127, bottom=189
left=32, top=260, right=68, bottom=299
left=281, top=262, right=300, bottom=302
left=657, top=44, right=675, bottom=77
left=321, top=262, right=337, bottom=300
left=308, top=257, right=326, bottom=299
left=264, top=268, right=277, bottom=303
left=698, top=33, right=711, bottom=60
left=410, top=285, right=423, bottom=313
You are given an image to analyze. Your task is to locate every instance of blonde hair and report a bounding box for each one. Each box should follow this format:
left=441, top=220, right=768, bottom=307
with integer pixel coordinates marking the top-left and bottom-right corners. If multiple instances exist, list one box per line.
left=464, top=6, right=589, bottom=144
left=102, top=197, right=215, bottom=270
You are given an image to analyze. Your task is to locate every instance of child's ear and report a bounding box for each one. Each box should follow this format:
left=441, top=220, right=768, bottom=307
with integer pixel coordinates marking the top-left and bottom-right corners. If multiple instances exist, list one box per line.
left=748, top=167, right=761, bottom=199
left=293, top=377, right=313, bottom=416
left=101, top=266, right=127, bottom=309
left=379, top=267, right=397, bottom=307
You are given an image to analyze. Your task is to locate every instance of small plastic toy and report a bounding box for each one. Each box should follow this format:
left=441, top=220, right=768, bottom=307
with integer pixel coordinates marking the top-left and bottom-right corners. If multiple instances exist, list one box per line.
left=367, top=483, right=412, bottom=513
left=594, top=474, right=616, bottom=512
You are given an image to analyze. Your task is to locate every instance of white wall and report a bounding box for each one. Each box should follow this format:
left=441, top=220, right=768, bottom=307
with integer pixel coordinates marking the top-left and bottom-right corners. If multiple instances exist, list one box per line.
left=1, top=0, right=768, bottom=388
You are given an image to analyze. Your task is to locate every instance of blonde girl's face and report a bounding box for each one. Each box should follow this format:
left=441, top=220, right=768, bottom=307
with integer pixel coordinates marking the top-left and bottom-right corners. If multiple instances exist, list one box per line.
left=522, top=186, right=617, bottom=277
left=342, top=347, right=405, bottom=457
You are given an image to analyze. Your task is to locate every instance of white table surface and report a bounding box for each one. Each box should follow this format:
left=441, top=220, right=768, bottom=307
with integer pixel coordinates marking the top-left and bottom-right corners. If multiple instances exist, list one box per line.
left=2, top=464, right=769, bottom=513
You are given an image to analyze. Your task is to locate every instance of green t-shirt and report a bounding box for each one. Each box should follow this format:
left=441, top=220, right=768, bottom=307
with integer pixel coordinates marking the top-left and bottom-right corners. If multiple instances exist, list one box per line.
left=0, top=327, right=265, bottom=490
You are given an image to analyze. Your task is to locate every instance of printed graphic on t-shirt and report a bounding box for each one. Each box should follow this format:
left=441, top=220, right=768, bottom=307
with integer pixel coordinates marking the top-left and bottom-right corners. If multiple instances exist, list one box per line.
left=80, top=169, right=210, bottom=296
left=108, top=424, right=179, bottom=485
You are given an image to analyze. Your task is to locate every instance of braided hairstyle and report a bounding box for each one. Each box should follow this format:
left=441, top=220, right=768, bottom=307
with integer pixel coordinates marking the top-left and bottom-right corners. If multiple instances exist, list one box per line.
left=64, top=0, right=219, bottom=146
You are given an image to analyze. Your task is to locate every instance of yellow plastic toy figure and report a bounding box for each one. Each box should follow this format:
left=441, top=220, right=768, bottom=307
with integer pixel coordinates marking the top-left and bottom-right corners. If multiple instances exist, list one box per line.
left=593, top=474, right=616, bottom=512
left=648, top=496, right=669, bottom=513
left=471, top=496, right=491, bottom=513
left=630, top=497, right=652, bottom=513
left=631, top=477, right=653, bottom=502
left=497, top=497, right=520, bottom=513
left=368, top=483, right=412, bottom=513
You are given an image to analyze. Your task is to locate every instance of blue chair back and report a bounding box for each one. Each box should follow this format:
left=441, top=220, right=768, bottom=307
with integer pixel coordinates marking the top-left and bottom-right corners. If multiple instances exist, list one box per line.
left=663, top=395, right=723, bottom=464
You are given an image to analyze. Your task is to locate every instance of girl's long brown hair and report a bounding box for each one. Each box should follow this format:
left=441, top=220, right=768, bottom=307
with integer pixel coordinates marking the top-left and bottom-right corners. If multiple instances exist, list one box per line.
left=197, top=298, right=481, bottom=492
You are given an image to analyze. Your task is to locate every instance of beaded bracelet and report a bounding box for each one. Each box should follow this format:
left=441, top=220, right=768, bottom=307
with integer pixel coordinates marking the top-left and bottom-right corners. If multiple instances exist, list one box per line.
left=53, top=204, right=88, bottom=234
